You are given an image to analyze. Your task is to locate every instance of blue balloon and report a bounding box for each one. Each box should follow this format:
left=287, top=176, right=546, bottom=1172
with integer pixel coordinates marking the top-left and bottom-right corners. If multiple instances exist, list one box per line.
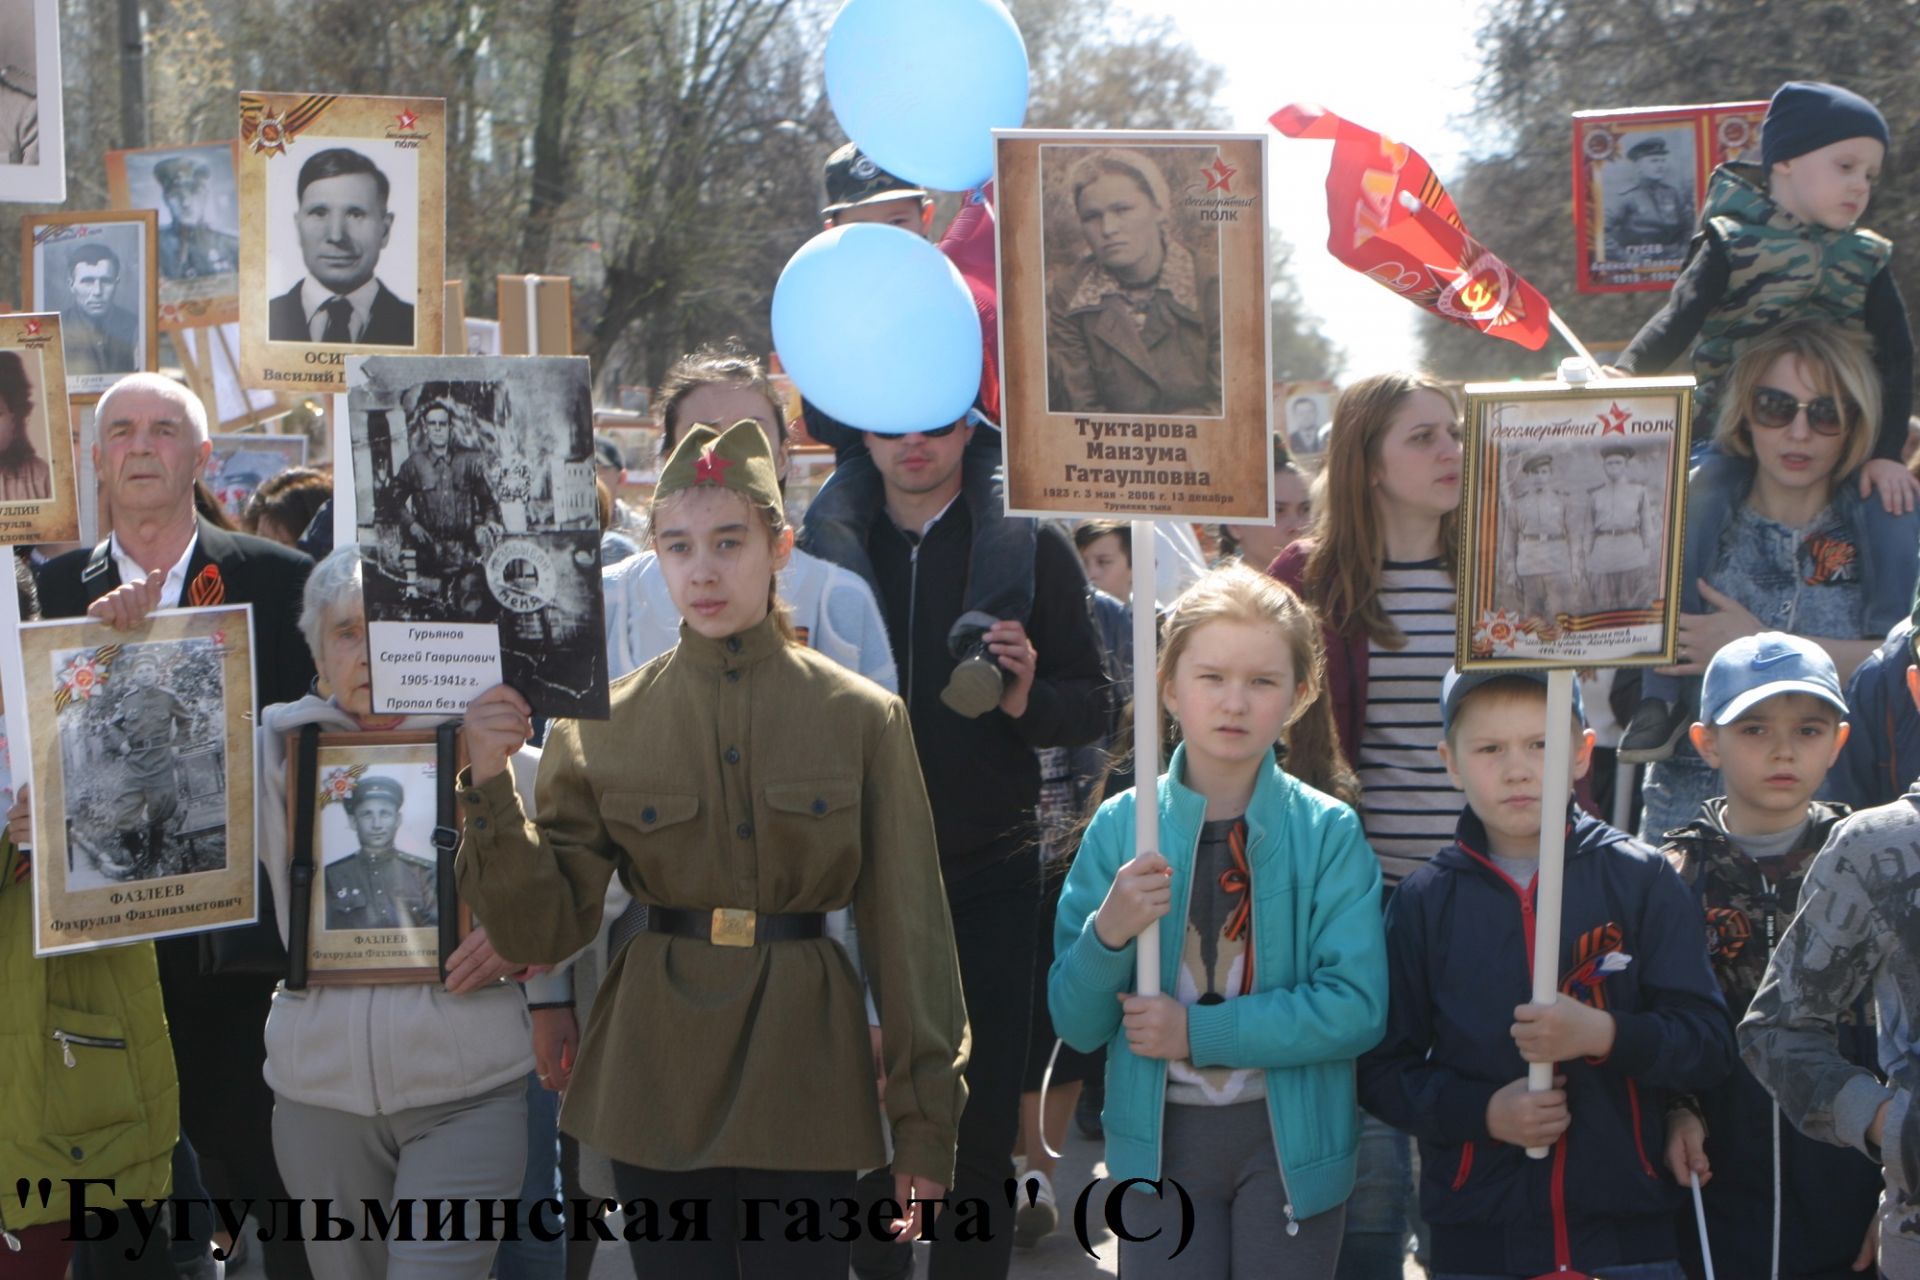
left=771, top=224, right=983, bottom=435
left=825, top=0, right=1029, bottom=193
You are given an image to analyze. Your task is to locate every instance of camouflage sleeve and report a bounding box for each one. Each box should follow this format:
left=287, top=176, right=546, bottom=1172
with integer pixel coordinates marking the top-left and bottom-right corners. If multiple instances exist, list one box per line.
left=1738, top=836, right=1895, bottom=1155
left=1616, top=231, right=1728, bottom=375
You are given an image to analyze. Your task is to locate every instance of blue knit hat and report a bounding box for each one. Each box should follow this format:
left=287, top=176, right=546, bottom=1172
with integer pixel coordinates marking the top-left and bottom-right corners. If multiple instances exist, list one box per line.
left=1762, top=81, right=1890, bottom=171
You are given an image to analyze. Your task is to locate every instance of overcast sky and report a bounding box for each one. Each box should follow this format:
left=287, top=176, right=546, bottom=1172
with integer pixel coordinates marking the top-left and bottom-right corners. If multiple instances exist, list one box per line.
left=1124, top=0, right=1486, bottom=379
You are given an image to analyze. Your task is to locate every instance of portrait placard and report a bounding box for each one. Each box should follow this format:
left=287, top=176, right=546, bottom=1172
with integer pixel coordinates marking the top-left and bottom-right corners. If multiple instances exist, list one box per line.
left=995, top=129, right=1272, bottom=520
left=294, top=731, right=469, bottom=984
left=0, top=0, right=66, bottom=203
left=348, top=354, right=609, bottom=719
left=21, top=606, right=258, bottom=955
left=1457, top=377, right=1693, bottom=670
left=0, top=312, right=79, bottom=543
left=106, top=140, right=242, bottom=330
left=1573, top=101, right=1767, bottom=294
left=207, top=432, right=308, bottom=520
left=238, top=92, right=447, bottom=393
left=1276, top=379, right=1336, bottom=458
left=20, top=210, right=160, bottom=396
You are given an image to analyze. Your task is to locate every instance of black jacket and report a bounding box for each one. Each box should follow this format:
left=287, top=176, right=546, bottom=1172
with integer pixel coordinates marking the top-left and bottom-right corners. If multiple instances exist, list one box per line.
left=1359, top=807, right=1735, bottom=1277
left=36, top=518, right=317, bottom=711
left=268, top=279, right=416, bottom=347
left=1663, top=801, right=1882, bottom=1280
left=866, top=503, right=1108, bottom=879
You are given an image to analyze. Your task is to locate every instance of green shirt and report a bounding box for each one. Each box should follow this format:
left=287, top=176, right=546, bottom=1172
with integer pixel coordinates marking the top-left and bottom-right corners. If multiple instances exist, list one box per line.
left=456, top=612, right=969, bottom=1183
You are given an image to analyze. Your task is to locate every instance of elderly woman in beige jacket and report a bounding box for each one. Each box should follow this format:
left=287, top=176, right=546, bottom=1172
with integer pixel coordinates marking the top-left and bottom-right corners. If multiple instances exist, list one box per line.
left=258, top=544, right=540, bottom=1280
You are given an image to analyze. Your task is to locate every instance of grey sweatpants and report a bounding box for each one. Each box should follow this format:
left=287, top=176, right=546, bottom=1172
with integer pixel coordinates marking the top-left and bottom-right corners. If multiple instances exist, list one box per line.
left=271, top=1079, right=528, bottom=1280
left=1119, top=1099, right=1345, bottom=1279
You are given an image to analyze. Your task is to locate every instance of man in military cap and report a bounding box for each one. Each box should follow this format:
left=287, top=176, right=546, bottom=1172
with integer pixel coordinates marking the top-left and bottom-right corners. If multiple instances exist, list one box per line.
left=0, top=60, right=33, bottom=165
left=154, top=155, right=239, bottom=280
left=323, top=774, right=439, bottom=930
left=61, top=243, right=139, bottom=379
left=102, top=649, right=193, bottom=877
left=1605, top=135, right=1694, bottom=262
left=390, top=397, right=501, bottom=601
left=1505, top=450, right=1581, bottom=623
left=1586, top=440, right=1658, bottom=612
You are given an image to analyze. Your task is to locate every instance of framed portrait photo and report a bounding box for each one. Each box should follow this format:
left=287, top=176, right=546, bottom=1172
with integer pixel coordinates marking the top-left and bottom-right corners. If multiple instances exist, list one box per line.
left=1572, top=101, right=1766, bottom=294
left=106, top=139, right=242, bottom=330
left=348, top=353, right=609, bottom=721
left=0, top=312, right=80, bottom=543
left=292, top=730, right=468, bottom=985
left=1457, top=377, right=1693, bottom=670
left=18, top=605, right=258, bottom=956
left=20, top=209, right=160, bottom=396
left=0, top=0, right=65, bottom=203
left=238, top=91, right=447, bottom=393
left=995, top=129, right=1273, bottom=521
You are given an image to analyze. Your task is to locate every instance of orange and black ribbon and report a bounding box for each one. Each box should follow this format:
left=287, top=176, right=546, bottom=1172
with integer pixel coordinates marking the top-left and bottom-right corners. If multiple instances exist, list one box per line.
left=1219, top=819, right=1257, bottom=995
left=187, top=564, right=225, bottom=607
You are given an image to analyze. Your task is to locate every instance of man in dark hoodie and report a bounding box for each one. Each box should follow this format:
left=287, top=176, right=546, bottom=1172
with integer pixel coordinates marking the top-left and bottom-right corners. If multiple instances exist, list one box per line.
left=1359, top=668, right=1734, bottom=1280
left=1660, top=634, right=1881, bottom=1278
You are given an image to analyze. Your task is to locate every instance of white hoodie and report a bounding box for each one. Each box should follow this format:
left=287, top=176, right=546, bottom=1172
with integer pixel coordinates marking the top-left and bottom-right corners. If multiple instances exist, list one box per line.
left=258, top=696, right=537, bottom=1116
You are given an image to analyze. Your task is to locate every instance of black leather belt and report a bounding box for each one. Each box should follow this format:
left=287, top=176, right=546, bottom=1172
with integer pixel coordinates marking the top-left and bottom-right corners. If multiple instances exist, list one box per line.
left=646, top=906, right=826, bottom=947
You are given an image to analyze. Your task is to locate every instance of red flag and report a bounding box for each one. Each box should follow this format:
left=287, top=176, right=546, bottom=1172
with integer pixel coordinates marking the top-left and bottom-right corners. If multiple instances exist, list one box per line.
left=1271, top=103, right=1551, bottom=351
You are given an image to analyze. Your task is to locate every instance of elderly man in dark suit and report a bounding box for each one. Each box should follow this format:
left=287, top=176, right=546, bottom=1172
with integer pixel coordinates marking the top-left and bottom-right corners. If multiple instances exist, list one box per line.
left=36, top=371, right=317, bottom=1280
left=266, top=146, right=415, bottom=346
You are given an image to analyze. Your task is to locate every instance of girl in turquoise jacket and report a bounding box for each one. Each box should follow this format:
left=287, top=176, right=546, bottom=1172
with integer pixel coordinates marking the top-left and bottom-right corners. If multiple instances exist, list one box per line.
left=1050, top=562, right=1388, bottom=1278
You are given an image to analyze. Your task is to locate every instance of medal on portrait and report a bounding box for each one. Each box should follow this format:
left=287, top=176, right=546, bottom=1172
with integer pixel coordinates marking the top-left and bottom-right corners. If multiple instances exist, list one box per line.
left=238, top=91, right=447, bottom=392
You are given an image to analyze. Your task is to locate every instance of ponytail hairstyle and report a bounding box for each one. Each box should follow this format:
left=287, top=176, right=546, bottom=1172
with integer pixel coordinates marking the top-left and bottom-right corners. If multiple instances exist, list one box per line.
left=1301, top=372, right=1459, bottom=647
left=1157, top=562, right=1358, bottom=806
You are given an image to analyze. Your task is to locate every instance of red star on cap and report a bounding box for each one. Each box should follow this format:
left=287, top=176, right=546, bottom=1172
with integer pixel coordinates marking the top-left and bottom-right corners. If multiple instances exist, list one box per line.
left=1204, top=156, right=1237, bottom=193
left=693, top=448, right=733, bottom=485
left=396, top=109, right=419, bottom=130
left=1600, top=402, right=1631, bottom=434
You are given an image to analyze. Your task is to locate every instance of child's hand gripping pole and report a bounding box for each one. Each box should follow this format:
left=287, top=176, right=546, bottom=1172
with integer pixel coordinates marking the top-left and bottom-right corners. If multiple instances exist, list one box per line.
left=1132, top=519, right=1161, bottom=996
left=1525, top=668, right=1578, bottom=1158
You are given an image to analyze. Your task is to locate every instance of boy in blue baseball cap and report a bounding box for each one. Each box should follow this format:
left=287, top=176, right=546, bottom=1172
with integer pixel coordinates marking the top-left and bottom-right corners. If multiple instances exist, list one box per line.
left=1659, top=633, right=1881, bottom=1277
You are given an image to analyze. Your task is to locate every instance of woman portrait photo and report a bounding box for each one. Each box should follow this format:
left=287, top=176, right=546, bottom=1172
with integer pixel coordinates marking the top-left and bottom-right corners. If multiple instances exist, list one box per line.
left=0, top=349, right=53, bottom=502
left=1044, top=146, right=1223, bottom=417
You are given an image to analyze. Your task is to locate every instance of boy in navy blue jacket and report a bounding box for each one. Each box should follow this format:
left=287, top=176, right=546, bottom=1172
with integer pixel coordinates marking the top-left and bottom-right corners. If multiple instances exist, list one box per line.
left=1358, top=669, right=1734, bottom=1280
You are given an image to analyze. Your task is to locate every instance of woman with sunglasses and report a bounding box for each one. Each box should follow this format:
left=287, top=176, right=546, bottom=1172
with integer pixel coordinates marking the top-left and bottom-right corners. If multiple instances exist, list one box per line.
left=1638, top=317, right=1917, bottom=838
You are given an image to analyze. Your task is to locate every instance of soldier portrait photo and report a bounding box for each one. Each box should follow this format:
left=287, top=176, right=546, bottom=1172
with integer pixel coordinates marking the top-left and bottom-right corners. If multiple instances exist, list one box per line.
left=0, top=0, right=37, bottom=168
left=55, top=639, right=227, bottom=891
left=1585, top=438, right=1664, bottom=613
left=1602, top=129, right=1696, bottom=265
left=319, top=772, right=438, bottom=932
left=23, top=212, right=157, bottom=394
left=1040, top=143, right=1224, bottom=418
left=350, top=354, right=609, bottom=719
left=0, top=0, right=63, bottom=202
left=108, top=140, right=243, bottom=328
left=266, top=144, right=418, bottom=346
left=1500, top=448, right=1584, bottom=626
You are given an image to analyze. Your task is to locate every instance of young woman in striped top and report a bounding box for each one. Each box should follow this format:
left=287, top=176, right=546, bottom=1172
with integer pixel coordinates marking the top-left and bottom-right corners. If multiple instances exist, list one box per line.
left=1271, top=370, right=1465, bottom=1280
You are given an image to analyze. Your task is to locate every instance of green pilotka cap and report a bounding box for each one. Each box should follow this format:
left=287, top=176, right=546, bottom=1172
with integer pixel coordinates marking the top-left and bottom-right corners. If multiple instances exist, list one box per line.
left=654, top=418, right=784, bottom=516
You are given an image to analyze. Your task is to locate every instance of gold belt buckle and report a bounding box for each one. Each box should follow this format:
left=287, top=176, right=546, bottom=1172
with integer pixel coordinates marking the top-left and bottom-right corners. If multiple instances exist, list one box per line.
left=710, top=907, right=757, bottom=947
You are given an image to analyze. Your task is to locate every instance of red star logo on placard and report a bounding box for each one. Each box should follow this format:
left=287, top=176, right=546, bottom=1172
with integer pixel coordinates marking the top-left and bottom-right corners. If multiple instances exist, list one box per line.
left=1204, top=156, right=1237, bottom=193
left=1600, top=402, right=1631, bottom=434
left=23, top=318, right=40, bottom=336
left=692, top=447, right=733, bottom=485
left=396, top=108, right=419, bottom=130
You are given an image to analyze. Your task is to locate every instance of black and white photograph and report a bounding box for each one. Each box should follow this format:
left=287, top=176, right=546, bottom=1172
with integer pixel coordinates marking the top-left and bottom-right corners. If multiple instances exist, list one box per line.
left=1277, top=380, right=1335, bottom=457
left=0, top=0, right=65, bottom=204
left=21, top=209, right=159, bottom=395
left=207, top=432, right=307, bottom=521
left=299, top=733, right=461, bottom=983
left=106, top=140, right=242, bottom=329
left=0, top=339, right=55, bottom=506
left=1458, top=378, right=1692, bottom=670
left=350, top=354, right=610, bottom=719
left=1039, top=143, right=1224, bottom=418
left=20, top=607, right=257, bottom=955
left=1599, top=127, right=1695, bottom=266
left=266, top=141, right=421, bottom=347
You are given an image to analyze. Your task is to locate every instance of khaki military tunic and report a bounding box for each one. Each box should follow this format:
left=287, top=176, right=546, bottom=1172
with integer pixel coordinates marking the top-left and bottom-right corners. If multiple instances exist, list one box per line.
left=1587, top=480, right=1653, bottom=573
left=324, top=847, right=439, bottom=929
left=457, top=613, right=969, bottom=1184
left=107, top=684, right=191, bottom=826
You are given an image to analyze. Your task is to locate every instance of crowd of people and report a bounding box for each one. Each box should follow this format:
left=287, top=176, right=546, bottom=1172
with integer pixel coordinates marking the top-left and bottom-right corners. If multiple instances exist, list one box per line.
left=10, top=76, right=1920, bottom=1280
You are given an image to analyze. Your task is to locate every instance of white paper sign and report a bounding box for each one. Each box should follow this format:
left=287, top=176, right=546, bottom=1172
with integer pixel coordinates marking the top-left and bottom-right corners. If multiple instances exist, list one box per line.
left=368, top=620, right=501, bottom=715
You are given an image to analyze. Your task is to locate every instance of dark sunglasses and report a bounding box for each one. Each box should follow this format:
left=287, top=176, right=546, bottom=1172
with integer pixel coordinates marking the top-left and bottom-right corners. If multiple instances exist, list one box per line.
left=1750, top=385, right=1846, bottom=436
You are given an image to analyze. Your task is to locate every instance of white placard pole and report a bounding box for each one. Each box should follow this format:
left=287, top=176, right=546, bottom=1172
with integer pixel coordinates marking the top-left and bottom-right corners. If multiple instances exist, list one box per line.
left=1525, top=666, right=1577, bottom=1158
left=331, top=393, right=354, bottom=550
left=1131, top=519, right=1161, bottom=995
left=523, top=274, right=541, bottom=355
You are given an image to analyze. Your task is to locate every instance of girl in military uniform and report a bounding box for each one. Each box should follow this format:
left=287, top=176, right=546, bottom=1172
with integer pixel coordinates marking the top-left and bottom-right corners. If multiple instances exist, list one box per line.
left=459, top=419, right=969, bottom=1280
